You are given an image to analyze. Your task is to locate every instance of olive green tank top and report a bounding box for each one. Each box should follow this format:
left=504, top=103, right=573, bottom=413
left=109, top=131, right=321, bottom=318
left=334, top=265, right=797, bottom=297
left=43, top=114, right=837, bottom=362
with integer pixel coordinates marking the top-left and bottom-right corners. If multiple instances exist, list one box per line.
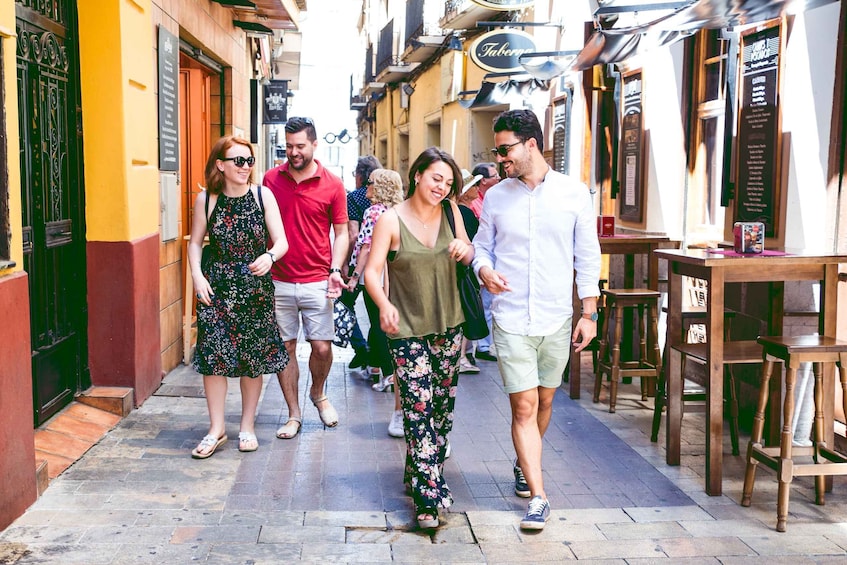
left=387, top=208, right=464, bottom=339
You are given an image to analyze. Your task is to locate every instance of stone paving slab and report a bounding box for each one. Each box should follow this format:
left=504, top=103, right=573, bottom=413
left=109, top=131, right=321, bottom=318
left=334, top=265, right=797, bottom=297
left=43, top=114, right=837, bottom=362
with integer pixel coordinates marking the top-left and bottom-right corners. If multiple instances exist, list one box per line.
left=3, top=338, right=847, bottom=562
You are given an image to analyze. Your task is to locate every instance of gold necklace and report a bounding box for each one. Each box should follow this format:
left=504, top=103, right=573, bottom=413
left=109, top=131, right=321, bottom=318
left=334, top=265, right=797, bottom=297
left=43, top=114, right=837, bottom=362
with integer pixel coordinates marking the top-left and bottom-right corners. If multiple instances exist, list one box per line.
left=409, top=206, right=439, bottom=229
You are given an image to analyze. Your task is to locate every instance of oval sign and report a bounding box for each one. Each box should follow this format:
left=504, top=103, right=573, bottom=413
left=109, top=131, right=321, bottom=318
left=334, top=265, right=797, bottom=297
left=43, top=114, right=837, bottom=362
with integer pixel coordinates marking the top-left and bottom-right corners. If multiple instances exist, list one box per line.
left=470, top=29, right=537, bottom=73
left=471, top=0, right=535, bottom=9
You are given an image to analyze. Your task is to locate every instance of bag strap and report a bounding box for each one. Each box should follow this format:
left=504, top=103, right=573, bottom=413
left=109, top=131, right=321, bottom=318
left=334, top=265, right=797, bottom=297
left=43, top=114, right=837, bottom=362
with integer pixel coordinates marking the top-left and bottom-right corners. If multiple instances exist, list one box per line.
left=252, top=184, right=265, bottom=215
left=442, top=200, right=457, bottom=237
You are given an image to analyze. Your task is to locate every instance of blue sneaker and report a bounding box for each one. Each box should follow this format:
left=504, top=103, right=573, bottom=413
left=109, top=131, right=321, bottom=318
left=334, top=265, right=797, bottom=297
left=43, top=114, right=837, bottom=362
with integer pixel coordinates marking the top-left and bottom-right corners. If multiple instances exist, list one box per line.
left=520, top=496, right=550, bottom=530
left=513, top=460, right=530, bottom=498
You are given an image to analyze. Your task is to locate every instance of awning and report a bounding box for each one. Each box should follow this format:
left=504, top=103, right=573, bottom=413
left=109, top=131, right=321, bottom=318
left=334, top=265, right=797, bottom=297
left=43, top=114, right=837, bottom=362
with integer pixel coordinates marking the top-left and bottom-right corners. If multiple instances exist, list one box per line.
left=522, top=0, right=839, bottom=77
left=458, top=77, right=550, bottom=109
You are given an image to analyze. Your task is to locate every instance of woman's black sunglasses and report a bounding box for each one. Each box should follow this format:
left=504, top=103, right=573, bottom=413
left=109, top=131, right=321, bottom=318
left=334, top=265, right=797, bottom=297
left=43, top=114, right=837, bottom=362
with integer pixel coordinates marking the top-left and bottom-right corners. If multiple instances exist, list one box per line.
left=220, top=156, right=255, bottom=168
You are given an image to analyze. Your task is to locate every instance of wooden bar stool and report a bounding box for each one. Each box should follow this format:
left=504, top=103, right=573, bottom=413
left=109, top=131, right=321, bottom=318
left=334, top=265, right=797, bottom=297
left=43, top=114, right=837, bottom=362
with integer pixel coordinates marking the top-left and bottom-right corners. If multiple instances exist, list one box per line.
left=651, top=312, right=759, bottom=456
left=594, top=288, right=662, bottom=413
left=741, top=335, right=847, bottom=532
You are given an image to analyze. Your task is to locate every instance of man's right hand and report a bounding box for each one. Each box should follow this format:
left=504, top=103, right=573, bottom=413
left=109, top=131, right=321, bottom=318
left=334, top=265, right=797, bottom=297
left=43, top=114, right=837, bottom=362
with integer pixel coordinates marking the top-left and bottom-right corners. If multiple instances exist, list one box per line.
left=479, top=266, right=511, bottom=294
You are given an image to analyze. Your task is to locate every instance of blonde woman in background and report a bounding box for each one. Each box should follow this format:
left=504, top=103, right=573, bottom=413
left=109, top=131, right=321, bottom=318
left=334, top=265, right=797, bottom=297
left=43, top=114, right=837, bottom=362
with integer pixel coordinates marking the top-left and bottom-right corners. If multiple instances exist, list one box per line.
left=347, top=169, right=405, bottom=437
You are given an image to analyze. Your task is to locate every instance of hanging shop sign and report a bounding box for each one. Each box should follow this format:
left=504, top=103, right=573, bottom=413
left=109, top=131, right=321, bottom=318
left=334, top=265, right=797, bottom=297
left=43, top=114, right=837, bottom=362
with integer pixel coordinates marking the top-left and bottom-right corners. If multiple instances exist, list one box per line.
left=734, top=20, right=783, bottom=239
left=263, top=80, right=289, bottom=124
left=471, top=0, right=535, bottom=9
left=469, top=29, right=537, bottom=74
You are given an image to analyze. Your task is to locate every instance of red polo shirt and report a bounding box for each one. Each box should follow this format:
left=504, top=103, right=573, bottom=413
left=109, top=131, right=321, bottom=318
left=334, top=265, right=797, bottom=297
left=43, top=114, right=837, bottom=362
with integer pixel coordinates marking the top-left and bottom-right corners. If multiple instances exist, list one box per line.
left=263, top=160, right=348, bottom=283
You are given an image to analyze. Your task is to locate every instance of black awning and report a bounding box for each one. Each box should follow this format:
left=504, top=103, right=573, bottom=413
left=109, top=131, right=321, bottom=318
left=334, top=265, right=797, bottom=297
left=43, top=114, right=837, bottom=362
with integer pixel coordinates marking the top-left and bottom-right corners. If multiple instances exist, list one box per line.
left=458, top=78, right=550, bottom=110
left=533, top=0, right=838, bottom=76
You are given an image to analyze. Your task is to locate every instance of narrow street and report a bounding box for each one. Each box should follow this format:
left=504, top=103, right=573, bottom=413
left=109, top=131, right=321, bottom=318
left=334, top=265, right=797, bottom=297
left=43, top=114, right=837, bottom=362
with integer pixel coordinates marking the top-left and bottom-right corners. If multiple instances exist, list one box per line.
left=2, top=339, right=847, bottom=563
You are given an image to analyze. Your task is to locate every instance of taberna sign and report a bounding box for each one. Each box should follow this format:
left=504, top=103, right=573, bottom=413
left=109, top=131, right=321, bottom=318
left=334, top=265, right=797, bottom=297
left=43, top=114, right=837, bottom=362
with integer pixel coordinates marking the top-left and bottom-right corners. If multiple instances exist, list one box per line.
left=471, top=0, right=535, bottom=9
left=470, top=29, right=537, bottom=73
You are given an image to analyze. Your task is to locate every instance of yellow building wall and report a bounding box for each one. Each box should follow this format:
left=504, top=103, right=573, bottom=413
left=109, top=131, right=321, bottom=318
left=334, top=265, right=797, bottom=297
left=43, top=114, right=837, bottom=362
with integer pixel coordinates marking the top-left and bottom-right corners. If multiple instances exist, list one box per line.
left=77, top=1, right=158, bottom=242
left=0, top=0, right=22, bottom=275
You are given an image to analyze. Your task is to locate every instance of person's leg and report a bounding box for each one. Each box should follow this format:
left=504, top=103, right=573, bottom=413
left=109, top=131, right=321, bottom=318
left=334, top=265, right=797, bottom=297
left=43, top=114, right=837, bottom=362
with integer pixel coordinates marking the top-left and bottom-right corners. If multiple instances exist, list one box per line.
left=238, top=375, right=263, bottom=451
left=278, top=339, right=301, bottom=421
left=194, top=375, right=228, bottom=456
left=364, top=289, right=396, bottom=388
left=392, top=335, right=454, bottom=522
left=307, top=339, right=333, bottom=400
left=475, top=287, right=495, bottom=358
left=299, top=282, right=339, bottom=425
left=509, top=388, right=546, bottom=500
left=430, top=328, right=463, bottom=464
left=239, top=375, right=263, bottom=435
left=273, top=281, right=303, bottom=424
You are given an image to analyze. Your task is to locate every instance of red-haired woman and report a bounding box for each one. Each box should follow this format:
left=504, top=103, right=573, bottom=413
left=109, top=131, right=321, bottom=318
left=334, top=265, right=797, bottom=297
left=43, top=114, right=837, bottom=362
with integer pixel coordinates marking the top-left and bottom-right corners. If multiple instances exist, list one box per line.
left=187, top=136, right=289, bottom=458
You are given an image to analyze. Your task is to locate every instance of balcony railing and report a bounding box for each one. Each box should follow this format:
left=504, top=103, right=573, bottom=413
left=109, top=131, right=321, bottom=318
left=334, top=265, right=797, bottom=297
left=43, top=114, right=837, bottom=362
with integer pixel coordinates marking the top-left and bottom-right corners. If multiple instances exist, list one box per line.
left=365, top=43, right=374, bottom=83
left=375, top=19, right=400, bottom=76
left=350, top=75, right=366, bottom=110
left=405, top=0, right=442, bottom=50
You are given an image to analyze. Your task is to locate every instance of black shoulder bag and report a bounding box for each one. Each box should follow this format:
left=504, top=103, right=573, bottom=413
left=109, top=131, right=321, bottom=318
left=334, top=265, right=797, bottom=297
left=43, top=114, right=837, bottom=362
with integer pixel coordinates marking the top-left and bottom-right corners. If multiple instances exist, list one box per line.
left=442, top=201, right=489, bottom=340
left=201, top=192, right=217, bottom=274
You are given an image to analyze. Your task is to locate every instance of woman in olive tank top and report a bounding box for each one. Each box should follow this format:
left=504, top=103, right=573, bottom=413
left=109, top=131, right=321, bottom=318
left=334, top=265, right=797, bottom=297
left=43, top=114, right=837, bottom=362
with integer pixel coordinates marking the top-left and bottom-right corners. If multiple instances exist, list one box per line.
left=364, top=148, right=475, bottom=529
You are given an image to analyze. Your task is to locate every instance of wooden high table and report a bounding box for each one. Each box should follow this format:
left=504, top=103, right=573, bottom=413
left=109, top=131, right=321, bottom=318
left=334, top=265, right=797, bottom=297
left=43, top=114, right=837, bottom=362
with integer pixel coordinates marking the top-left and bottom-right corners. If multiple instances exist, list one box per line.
left=569, top=233, right=681, bottom=399
left=656, top=248, right=847, bottom=496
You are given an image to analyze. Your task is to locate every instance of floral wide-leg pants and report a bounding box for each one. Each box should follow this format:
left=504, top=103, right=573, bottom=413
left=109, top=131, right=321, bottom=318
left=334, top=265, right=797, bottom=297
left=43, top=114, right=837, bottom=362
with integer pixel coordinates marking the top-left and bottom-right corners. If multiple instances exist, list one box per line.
left=389, top=327, right=462, bottom=513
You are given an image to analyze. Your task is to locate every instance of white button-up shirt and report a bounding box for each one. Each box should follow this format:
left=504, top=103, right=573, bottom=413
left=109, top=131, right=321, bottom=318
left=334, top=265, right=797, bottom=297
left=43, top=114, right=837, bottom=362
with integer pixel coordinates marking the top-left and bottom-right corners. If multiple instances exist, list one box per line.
left=472, top=168, right=601, bottom=336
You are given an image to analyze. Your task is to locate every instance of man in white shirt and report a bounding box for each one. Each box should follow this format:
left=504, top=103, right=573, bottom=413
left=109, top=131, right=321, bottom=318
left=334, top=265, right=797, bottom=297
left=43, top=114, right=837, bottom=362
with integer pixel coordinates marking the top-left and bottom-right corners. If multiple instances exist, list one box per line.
left=473, top=109, right=601, bottom=531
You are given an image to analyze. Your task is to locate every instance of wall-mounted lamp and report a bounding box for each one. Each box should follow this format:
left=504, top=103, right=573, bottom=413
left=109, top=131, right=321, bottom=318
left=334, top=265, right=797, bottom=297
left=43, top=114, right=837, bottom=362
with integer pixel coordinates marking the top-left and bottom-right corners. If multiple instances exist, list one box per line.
left=402, top=83, right=415, bottom=97
left=448, top=34, right=463, bottom=51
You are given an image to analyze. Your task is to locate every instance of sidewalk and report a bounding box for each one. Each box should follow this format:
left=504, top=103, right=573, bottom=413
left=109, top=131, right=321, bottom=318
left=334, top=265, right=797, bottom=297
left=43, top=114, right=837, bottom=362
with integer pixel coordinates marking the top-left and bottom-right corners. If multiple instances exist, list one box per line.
left=2, top=342, right=847, bottom=563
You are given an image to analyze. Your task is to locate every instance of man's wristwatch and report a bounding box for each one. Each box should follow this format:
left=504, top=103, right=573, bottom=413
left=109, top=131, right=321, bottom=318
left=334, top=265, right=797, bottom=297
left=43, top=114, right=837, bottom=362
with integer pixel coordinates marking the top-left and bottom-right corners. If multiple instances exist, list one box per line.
left=329, top=267, right=342, bottom=275
left=582, top=311, right=599, bottom=322
left=265, top=251, right=276, bottom=262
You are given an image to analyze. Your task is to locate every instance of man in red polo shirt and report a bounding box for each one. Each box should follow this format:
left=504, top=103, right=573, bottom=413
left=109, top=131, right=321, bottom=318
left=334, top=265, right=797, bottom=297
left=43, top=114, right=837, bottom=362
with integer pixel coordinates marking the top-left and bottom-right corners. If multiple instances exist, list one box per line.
left=263, top=116, right=349, bottom=439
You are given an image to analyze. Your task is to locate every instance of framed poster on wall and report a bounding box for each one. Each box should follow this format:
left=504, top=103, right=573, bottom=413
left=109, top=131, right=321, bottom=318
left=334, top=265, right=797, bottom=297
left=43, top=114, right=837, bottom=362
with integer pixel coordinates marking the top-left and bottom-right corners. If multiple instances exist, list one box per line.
left=619, top=69, right=645, bottom=223
left=734, top=20, right=783, bottom=238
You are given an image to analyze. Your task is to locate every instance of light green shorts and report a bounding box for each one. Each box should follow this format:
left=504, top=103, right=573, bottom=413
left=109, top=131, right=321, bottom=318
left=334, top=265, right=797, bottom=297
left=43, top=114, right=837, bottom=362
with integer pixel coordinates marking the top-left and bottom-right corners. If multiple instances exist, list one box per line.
left=492, top=319, right=573, bottom=394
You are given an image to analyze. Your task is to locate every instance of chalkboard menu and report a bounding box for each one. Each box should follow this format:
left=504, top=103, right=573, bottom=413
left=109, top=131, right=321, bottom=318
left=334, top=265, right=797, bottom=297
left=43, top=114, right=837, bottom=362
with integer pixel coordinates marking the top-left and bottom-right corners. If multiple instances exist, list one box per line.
left=157, top=26, right=179, bottom=171
left=619, top=70, right=644, bottom=222
left=735, top=22, right=781, bottom=238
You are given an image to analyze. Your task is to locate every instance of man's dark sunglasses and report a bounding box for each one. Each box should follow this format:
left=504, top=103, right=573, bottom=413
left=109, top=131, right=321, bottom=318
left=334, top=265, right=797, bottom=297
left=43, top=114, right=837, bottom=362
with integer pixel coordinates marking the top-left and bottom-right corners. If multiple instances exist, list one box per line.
left=220, top=156, right=255, bottom=168
left=490, top=140, right=522, bottom=157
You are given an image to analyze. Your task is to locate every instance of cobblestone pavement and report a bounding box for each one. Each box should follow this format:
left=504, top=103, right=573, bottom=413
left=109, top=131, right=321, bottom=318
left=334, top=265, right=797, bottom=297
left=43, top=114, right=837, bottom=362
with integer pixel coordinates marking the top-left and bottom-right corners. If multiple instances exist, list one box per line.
left=3, top=341, right=847, bottom=563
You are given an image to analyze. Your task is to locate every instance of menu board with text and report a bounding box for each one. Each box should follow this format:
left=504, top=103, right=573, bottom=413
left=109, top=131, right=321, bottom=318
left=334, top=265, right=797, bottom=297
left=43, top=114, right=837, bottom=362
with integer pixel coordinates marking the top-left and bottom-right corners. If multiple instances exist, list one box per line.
left=735, top=23, right=781, bottom=238
left=619, top=71, right=644, bottom=223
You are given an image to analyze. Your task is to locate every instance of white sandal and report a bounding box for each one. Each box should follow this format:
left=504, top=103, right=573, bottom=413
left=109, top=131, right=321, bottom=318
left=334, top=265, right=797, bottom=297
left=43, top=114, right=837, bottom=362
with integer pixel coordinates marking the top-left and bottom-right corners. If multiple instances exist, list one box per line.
left=238, top=431, right=258, bottom=452
left=276, top=417, right=302, bottom=439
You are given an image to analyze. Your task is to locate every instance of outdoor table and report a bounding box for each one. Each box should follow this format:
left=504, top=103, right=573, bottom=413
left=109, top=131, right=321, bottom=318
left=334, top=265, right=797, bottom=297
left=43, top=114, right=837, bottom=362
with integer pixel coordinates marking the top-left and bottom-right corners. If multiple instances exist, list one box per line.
left=656, top=248, right=847, bottom=496
left=569, top=233, right=681, bottom=399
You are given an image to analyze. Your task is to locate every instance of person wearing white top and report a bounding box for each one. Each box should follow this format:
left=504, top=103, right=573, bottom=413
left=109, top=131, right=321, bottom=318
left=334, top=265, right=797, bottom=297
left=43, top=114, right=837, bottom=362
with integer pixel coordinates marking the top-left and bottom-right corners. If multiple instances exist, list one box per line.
left=472, top=109, right=601, bottom=530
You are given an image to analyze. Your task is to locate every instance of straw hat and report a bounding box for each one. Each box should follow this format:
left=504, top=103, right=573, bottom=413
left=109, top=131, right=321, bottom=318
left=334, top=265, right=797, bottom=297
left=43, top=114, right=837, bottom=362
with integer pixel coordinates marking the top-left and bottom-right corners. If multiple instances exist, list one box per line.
left=460, top=169, right=483, bottom=196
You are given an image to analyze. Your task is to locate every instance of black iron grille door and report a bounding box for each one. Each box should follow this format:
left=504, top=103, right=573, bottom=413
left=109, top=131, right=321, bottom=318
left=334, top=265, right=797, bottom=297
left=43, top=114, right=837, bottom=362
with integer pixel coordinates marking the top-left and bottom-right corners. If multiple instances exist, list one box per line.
left=16, top=0, right=88, bottom=425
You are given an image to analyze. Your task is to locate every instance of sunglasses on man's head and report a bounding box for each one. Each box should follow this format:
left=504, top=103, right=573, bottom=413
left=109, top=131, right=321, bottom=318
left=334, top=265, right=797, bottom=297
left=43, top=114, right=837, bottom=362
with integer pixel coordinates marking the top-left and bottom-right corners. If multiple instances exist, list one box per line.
left=220, top=156, right=255, bottom=168
left=490, top=140, right=523, bottom=157
left=288, top=116, right=314, bottom=126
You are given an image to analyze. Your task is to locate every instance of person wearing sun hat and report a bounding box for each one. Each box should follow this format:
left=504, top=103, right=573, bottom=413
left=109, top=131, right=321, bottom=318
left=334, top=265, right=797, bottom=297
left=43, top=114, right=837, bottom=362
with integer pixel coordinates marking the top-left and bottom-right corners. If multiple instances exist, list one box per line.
left=469, top=162, right=500, bottom=219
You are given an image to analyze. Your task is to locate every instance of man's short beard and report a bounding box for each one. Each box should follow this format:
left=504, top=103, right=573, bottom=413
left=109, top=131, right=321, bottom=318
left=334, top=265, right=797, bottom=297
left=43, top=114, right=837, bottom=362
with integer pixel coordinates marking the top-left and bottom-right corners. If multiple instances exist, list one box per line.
left=290, top=154, right=313, bottom=171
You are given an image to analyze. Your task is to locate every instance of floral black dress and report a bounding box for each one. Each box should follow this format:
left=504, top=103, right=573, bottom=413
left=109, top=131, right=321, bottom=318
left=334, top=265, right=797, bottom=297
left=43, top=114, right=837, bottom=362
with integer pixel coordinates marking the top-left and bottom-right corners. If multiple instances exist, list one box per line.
left=194, top=189, right=288, bottom=378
